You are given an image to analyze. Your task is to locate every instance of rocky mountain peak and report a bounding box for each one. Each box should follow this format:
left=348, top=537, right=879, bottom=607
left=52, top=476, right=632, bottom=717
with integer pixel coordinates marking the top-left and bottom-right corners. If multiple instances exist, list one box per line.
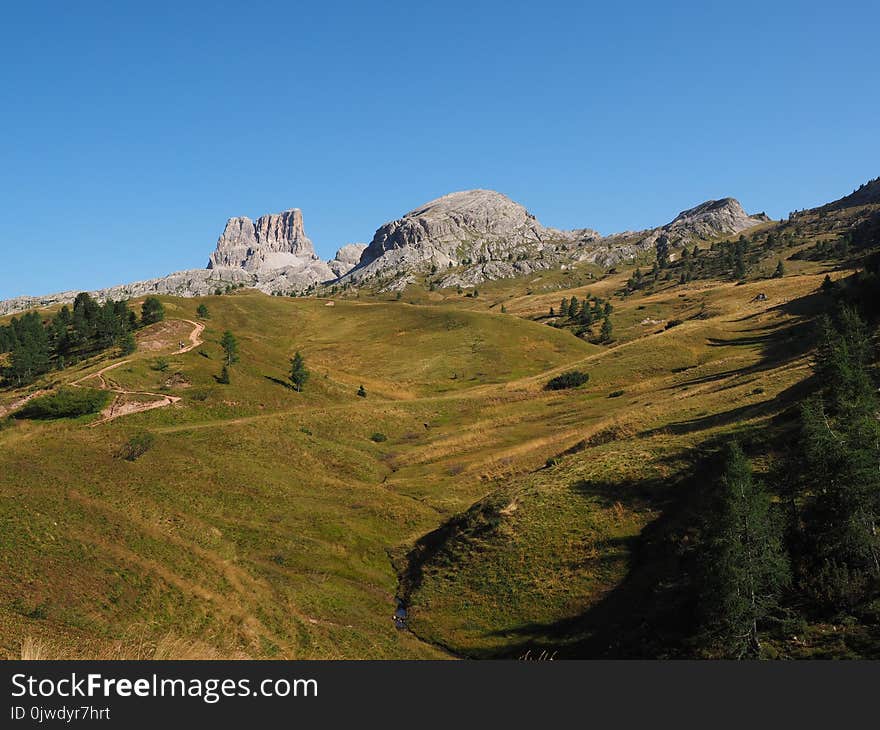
left=343, top=189, right=597, bottom=290
left=662, top=197, right=769, bottom=241
left=208, top=208, right=316, bottom=271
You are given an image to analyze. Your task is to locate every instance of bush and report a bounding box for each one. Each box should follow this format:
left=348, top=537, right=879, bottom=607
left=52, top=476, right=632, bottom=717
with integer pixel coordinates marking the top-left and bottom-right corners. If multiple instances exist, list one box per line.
left=151, top=357, right=170, bottom=372
left=545, top=370, right=590, bottom=391
left=117, top=431, right=155, bottom=461
left=608, top=389, right=624, bottom=398
left=665, top=319, right=683, bottom=330
left=14, top=388, right=109, bottom=420
left=370, top=432, right=387, bottom=443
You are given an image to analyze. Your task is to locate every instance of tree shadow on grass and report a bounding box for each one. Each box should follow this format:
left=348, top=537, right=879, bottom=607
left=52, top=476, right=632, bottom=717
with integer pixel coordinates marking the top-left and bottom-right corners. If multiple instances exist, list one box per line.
left=640, top=377, right=814, bottom=438
left=264, top=375, right=296, bottom=390
left=463, top=425, right=794, bottom=659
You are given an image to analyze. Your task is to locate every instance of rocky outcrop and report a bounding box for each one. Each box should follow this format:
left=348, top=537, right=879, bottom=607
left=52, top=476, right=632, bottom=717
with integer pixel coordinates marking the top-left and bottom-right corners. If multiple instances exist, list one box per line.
left=208, top=209, right=320, bottom=271
left=340, top=189, right=599, bottom=289
left=328, top=243, right=368, bottom=278
left=0, top=269, right=255, bottom=316
left=662, top=198, right=769, bottom=241
left=569, top=198, right=770, bottom=268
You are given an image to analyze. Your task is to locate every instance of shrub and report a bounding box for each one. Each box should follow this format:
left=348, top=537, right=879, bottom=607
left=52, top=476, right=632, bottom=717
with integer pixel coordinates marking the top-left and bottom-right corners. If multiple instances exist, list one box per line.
left=370, top=432, right=387, bottom=443
left=152, top=357, right=170, bottom=372
left=545, top=370, right=590, bottom=391
left=117, top=431, right=155, bottom=461
left=14, top=388, right=109, bottom=420
left=608, top=389, right=624, bottom=398
left=665, top=319, right=683, bottom=330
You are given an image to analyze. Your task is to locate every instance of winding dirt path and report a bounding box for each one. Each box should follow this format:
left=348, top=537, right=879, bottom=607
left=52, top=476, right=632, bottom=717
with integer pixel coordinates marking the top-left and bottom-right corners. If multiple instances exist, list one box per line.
left=72, top=319, right=205, bottom=426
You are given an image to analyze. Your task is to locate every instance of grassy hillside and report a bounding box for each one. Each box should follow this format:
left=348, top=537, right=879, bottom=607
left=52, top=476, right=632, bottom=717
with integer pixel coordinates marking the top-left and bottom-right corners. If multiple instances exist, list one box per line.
left=1, top=203, right=877, bottom=659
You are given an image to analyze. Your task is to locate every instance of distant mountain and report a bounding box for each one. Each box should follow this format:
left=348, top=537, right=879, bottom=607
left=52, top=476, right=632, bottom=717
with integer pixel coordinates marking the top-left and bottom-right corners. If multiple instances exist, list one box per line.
left=0, top=210, right=364, bottom=315
left=1, top=179, right=852, bottom=315
left=339, top=189, right=599, bottom=290
left=341, top=191, right=769, bottom=290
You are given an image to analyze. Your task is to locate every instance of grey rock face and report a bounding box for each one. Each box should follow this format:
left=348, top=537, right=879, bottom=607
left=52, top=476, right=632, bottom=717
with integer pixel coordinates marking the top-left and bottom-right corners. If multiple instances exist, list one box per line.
left=208, top=209, right=317, bottom=271
left=341, top=189, right=599, bottom=289
left=571, top=198, right=770, bottom=268
left=328, top=243, right=368, bottom=278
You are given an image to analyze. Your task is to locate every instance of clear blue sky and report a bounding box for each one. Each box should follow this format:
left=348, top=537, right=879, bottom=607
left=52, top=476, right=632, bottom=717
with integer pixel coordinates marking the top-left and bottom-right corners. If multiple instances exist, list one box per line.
left=1, top=1, right=878, bottom=299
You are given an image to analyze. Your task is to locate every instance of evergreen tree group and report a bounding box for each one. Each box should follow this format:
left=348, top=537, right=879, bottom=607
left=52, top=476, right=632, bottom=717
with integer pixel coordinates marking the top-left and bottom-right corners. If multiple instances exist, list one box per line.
left=0, top=292, right=161, bottom=387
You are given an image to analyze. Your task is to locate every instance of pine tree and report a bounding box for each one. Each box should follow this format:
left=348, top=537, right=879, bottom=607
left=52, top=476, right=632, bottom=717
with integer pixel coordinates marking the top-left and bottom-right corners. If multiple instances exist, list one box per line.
left=568, top=296, right=579, bottom=319
left=773, top=260, right=785, bottom=278
left=700, top=443, right=790, bottom=658
left=141, top=297, right=165, bottom=326
left=794, top=306, right=880, bottom=605
left=656, top=235, right=670, bottom=268
left=197, top=303, right=210, bottom=319
left=733, top=250, right=746, bottom=280
left=219, top=331, right=239, bottom=367
left=118, top=332, right=137, bottom=355
left=289, top=351, right=309, bottom=392
left=599, top=316, right=613, bottom=344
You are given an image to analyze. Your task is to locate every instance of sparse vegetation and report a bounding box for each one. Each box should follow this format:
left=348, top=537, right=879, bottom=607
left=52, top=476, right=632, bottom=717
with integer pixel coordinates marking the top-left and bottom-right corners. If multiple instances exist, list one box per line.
left=117, top=431, right=156, bottom=461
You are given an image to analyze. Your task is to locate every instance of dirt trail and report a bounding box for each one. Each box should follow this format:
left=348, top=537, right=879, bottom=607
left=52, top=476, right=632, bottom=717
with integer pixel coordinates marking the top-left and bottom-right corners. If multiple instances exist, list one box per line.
left=72, top=319, right=204, bottom=425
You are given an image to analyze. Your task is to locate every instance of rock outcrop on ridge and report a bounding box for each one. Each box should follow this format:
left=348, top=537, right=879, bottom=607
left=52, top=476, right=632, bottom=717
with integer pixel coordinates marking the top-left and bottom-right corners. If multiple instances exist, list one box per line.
left=339, top=189, right=600, bottom=290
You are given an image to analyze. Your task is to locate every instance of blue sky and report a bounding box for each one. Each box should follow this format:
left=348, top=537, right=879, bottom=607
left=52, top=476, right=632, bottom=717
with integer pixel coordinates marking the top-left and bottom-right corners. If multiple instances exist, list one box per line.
left=1, top=1, right=878, bottom=299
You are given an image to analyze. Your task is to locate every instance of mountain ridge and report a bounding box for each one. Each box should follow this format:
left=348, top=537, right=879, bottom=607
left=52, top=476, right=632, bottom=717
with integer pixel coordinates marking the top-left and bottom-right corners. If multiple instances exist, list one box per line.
left=0, top=181, right=845, bottom=315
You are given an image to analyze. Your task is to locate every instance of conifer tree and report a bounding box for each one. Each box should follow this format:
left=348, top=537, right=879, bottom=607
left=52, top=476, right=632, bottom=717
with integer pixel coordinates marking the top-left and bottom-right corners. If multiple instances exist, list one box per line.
left=220, top=331, right=239, bottom=367
left=599, top=316, right=613, bottom=343
left=700, top=443, right=790, bottom=658
left=290, top=351, right=309, bottom=392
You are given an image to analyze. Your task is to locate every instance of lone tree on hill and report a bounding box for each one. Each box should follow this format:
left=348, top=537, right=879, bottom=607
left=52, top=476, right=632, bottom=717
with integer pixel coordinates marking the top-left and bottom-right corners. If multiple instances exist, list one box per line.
left=141, top=297, right=165, bottom=326
left=772, top=260, right=785, bottom=278
left=220, top=331, right=239, bottom=367
left=290, top=351, right=309, bottom=392
left=196, top=303, right=210, bottom=319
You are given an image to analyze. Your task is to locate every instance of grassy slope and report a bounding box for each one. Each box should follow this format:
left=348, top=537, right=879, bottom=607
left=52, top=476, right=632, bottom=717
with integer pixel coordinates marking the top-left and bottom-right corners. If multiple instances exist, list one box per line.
left=0, top=293, right=595, bottom=658
left=0, top=210, right=870, bottom=658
